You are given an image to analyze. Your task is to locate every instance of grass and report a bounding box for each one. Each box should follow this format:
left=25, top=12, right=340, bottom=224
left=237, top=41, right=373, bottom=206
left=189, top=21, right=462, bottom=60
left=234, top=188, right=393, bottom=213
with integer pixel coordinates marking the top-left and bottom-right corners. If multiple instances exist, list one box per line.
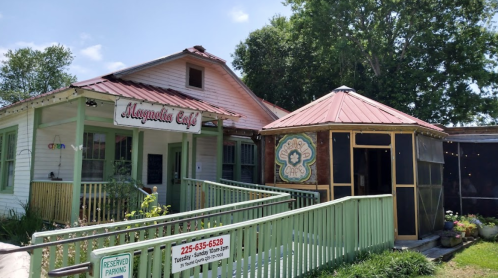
left=306, top=250, right=436, bottom=278
left=418, top=241, right=498, bottom=278
left=0, top=201, right=44, bottom=245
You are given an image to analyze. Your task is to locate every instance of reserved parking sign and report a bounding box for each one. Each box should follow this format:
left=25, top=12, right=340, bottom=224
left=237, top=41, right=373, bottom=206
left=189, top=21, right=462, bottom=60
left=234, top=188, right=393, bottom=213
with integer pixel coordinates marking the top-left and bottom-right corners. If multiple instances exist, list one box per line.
left=100, top=253, right=131, bottom=278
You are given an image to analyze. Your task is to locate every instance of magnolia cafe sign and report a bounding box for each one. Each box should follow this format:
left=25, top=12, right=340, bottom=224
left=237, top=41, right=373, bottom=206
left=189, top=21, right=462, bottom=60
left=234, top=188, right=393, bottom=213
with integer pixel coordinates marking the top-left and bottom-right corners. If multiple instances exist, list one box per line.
left=114, top=99, right=202, bottom=133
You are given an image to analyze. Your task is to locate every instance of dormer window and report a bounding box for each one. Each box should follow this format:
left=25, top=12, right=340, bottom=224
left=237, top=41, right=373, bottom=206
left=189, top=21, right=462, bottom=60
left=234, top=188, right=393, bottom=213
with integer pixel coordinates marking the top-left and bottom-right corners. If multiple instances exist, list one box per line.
left=186, top=63, right=204, bottom=90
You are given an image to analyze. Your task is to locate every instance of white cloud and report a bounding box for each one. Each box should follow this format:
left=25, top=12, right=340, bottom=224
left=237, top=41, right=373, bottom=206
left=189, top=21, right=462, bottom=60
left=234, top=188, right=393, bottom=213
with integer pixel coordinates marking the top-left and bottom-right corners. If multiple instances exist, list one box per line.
left=14, top=41, right=58, bottom=51
left=106, top=61, right=126, bottom=71
left=229, top=7, right=249, bottom=23
left=80, top=44, right=102, bottom=61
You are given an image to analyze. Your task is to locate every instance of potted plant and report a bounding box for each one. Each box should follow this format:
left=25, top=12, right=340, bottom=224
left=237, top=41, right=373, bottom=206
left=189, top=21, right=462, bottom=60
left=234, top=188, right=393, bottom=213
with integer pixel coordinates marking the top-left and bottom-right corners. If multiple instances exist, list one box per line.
left=439, top=230, right=462, bottom=248
left=444, top=210, right=459, bottom=230
left=453, top=221, right=467, bottom=238
left=477, top=216, right=498, bottom=239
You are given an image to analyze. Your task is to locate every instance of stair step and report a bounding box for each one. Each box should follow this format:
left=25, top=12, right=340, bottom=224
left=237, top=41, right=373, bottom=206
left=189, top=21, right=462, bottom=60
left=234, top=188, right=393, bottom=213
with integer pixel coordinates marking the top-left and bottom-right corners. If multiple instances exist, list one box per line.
left=394, top=235, right=440, bottom=253
left=422, top=237, right=479, bottom=262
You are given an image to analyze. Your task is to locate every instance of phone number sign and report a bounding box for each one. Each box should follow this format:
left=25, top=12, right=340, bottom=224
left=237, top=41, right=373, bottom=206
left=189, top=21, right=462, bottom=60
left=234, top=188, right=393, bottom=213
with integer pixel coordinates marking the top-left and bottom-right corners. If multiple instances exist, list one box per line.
left=171, top=234, right=230, bottom=273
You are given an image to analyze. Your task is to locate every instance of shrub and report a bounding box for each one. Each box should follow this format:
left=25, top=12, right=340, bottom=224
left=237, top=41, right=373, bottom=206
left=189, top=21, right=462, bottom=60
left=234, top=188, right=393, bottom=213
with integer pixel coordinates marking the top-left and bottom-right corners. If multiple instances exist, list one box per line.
left=305, top=250, right=436, bottom=278
left=0, top=201, right=44, bottom=246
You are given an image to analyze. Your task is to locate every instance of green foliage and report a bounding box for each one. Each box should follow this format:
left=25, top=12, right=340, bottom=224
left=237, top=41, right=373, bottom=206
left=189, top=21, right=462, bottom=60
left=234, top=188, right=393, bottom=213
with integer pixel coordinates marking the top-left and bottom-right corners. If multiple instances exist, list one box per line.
left=305, top=250, right=435, bottom=278
left=0, top=201, right=44, bottom=246
left=126, top=194, right=170, bottom=220
left=104, top=160, right=141, bottom=213
left=0, top=44, right=76, bottom=105
left=233, top=0, right=498, bottom=125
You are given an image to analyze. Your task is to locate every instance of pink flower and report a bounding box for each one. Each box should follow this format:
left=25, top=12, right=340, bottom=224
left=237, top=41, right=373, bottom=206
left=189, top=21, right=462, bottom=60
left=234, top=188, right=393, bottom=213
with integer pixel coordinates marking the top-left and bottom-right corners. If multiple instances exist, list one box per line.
left=454, top=221, right=458, bottom=224
left=456, top=234, right=461, bottom=238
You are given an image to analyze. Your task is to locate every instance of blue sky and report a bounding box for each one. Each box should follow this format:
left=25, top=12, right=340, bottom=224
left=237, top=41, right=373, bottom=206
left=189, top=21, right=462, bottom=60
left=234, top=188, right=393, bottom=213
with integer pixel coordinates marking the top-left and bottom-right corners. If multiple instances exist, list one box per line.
left=0, top=1, right=292, bottom=81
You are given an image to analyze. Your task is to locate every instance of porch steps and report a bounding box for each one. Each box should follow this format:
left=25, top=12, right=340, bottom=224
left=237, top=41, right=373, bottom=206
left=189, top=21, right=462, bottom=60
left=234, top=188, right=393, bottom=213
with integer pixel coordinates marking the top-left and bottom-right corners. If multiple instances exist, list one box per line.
left=422, top=237, right=479, bottom=262
left=393, top=235, right=440, bottom=253
left=394, top=235, right=480, bottom=262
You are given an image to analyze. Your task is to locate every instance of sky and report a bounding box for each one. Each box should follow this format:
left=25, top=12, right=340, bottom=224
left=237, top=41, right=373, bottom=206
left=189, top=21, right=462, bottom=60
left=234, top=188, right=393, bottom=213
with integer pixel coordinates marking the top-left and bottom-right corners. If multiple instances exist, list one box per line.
left=0, top=1, right=292, bottom=81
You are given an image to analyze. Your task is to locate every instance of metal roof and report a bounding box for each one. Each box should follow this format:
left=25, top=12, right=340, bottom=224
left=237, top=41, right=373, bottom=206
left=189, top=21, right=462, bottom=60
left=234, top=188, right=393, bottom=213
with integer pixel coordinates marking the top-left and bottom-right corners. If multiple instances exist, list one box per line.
left=263, top=86, right=444, bottom=132
left=75, top=77, right=241, bottom=118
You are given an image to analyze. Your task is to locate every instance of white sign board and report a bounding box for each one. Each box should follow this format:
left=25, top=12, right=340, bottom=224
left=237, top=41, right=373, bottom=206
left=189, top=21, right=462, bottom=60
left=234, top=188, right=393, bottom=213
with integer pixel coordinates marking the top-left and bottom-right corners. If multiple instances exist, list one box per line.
left=114, top=98, right=202, bottom=133
left=171, top=234, right=230, bottom=273
left=100, top=253, right=131, bottom=278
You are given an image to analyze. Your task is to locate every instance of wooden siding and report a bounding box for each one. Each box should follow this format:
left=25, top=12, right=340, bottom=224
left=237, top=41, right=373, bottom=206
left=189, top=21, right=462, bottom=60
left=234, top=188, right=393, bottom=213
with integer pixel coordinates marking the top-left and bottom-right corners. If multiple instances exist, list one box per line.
left=195, top=137, right=217, bottom=182
left=0, top=111, right=34, bottom=216
left=317, top=131, right=330, bottom=185
left=122, top=57, right=274, bottom=130
left=264, top=135, right=275, bottom=184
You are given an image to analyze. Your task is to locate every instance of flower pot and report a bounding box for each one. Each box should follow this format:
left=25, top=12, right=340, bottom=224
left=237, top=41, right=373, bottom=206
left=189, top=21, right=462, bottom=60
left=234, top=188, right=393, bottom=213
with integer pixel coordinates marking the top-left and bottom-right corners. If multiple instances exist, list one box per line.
left=444, top=221, right=455, bottom=230
left=465, top=228, right=478, bottom=238
left=478, top=225, right=498, bottom=239
left=440, top=236, right=462, bottom=248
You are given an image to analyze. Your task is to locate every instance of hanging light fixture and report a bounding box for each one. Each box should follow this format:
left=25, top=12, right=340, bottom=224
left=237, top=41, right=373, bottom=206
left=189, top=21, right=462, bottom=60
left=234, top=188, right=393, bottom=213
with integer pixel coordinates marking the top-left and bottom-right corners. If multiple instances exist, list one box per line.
left=85, top=98, right=98, bottom=107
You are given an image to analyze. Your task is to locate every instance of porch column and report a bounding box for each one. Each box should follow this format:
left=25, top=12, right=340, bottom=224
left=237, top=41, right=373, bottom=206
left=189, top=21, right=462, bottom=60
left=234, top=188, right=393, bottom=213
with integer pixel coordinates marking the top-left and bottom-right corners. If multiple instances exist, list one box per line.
left=181, top=133, right=188, bottom=212
left=131, top=128, right=139, bottom=180
left=216, top=119, right=223, bottom=182
left=71, top=97, right=85, bottom=224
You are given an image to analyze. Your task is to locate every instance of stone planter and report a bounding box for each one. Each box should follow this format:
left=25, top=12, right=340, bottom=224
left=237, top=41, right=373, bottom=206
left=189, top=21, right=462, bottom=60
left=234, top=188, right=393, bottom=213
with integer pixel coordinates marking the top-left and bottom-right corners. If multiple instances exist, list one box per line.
left=440, top=236, right=462, bottom=248
left=478, top=225, right=498, bottom=239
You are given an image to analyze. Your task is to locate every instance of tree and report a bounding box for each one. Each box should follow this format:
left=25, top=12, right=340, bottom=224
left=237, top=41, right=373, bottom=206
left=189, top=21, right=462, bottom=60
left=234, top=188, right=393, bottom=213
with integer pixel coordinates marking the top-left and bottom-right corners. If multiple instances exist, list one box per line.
left=233, top=0, right=498, bottom=125
left=0, top=44, right=77, bottom=106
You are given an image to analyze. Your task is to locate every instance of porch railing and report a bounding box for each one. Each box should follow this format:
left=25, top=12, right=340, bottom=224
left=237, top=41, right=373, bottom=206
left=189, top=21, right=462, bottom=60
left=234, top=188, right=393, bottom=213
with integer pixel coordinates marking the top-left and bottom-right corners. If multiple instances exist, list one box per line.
left=220, top=179, right=321, bottom=209
left=89, top=194, right=394, bottom=278
left=30, top=181, right=152, bottom=225
left=26, top=179, right=290, bottom=278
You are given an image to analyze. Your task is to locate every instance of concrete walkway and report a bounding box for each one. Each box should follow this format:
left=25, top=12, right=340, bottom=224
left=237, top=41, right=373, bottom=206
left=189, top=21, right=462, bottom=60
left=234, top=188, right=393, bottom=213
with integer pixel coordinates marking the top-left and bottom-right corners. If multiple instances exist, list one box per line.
left=0, top=242, right=30, bottom=278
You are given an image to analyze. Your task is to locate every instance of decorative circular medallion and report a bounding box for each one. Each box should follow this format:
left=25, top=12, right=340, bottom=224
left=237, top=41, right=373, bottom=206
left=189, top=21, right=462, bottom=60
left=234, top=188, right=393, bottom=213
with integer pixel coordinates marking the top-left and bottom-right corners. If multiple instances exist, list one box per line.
left=276, top=134, right=316, bottom=182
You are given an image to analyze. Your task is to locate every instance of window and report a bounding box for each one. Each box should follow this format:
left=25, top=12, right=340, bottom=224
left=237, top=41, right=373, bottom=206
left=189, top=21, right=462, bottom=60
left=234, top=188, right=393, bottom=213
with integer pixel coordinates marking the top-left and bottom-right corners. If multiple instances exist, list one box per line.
left=222, top=141, right=235, bottom=180
left=186, top=64, right=204, bottom=89
left=222, top=140, right=257, bottom=183
left=82, top=132, right=106, bottom=181
left=240, top=143, right=256, bottom=183
left=82, top=128, right=135, bottom=181
left=0, top=125, right=17, bottom=192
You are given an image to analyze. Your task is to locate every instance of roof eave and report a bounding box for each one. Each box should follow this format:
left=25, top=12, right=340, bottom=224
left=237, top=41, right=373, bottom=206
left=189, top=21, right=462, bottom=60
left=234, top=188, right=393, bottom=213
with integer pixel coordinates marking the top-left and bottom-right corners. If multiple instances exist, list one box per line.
left=260, top=122, right=447, bottom=137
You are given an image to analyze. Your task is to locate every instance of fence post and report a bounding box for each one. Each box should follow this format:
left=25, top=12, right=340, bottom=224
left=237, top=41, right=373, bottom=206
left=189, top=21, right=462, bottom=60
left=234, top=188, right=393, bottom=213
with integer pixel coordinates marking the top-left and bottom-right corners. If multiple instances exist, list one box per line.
left=151, top=186, right=158, bottom=208
left=29, top=236, right=43, bottom=278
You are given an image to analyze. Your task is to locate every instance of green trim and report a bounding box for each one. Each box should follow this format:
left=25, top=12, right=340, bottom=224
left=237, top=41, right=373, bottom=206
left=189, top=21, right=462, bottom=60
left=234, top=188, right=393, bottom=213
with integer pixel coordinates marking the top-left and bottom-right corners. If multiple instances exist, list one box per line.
left=167, top=142, right=183, bottom=210
left=84, top=125, right=133, bottom=135
left=181, top=134, right=188, bottom=211
left=221, top=137, right=258, bottom=183
left=0, top=125, right=18, bottom=193
left=28, top=109, right=41, bottom=201
left=38, top=117, right=77, bottom=129
left=85, top=116, right=113, bottom=123
left=191, top=136, right=197, bottom=179
left=137, top=131, right=144, bottom=181
left=71, top=98, right=85, bottom=224
left=131, top=128, right=139, bottom=180
left=200, top=129, right=219, bottom=136
left=216, top=120, right=223, bottom=182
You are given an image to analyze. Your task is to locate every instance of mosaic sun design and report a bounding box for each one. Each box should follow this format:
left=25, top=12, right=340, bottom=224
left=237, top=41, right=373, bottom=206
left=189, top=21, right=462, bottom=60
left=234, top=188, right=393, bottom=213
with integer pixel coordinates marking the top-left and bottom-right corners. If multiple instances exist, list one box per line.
left=276, top=134, right=316, bottom=182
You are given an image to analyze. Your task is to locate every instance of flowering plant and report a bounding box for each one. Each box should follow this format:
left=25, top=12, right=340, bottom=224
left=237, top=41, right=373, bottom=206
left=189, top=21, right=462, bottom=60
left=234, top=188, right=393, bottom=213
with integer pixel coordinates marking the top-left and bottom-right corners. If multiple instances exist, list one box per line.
left=453, top=221, right=466, bottom=232
left=445, top=210, right=459, bottom=222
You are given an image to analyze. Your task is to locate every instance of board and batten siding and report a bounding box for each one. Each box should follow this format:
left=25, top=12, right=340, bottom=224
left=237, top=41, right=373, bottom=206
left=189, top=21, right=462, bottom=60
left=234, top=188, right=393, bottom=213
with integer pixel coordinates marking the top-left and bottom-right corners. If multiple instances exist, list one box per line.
left=122, top=57, right=275, bottom=130
left=0, top=110, right=34, bottom=216
left=195, top=136, right=217, bottom=182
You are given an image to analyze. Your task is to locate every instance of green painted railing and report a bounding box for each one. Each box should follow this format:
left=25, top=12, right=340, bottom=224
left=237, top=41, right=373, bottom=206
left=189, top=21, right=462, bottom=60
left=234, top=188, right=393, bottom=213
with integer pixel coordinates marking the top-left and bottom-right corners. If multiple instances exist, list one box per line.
left=28, top=179, right=290, bottom=278
left=89, top=194, right=393, bottom=278
left=183, top=178, right=283, bottom=211
left=220, top=179, right=320, bottom=209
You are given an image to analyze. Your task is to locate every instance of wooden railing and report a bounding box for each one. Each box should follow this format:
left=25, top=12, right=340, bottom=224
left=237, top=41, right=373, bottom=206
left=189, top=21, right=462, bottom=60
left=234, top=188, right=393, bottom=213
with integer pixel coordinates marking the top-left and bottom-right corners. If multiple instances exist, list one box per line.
left=30, top=181, right=73, bottom=224
left=30, top=181, right=151, bottom=225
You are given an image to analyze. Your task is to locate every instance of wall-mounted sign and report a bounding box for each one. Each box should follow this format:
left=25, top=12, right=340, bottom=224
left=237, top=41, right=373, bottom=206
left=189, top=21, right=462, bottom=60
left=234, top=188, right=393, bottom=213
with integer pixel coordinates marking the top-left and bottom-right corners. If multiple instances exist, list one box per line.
left=276, top=134, right=316, bottom=182
left=171, top=234, right=230, bottom=273
left=114, top=99, right=202, bottom=133
left=48, top=143, right=65, bottom=150
left=100, top=253, right=131, bottom=278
